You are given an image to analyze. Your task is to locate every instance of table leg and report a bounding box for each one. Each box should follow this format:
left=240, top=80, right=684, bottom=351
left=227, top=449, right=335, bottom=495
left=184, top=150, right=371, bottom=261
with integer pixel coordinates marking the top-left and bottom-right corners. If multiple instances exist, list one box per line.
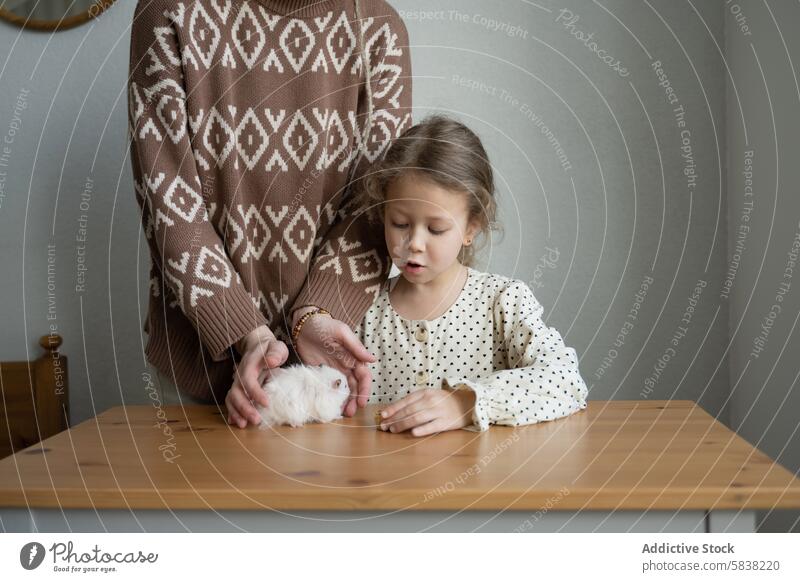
left=706, top=510, right=756, bottom=533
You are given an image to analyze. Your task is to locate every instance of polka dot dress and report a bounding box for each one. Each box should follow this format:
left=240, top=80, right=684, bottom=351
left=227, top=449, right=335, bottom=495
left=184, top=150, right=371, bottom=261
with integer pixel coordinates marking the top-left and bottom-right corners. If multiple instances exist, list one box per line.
left=355, top=267, right=589, bottom=431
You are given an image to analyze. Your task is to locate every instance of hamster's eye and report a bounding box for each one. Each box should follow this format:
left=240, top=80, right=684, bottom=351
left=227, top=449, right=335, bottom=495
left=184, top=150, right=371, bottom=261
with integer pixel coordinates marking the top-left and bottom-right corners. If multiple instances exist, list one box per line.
left=334, top=379, right=341, bottom=388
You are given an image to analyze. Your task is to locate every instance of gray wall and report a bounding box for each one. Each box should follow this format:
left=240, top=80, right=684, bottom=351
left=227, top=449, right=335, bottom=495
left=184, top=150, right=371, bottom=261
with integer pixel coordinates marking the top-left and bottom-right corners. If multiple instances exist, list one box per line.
left=725, top=1, right=800, bottom=533
left=0, top=1, right=794, bottom=531
left=0, top=2, right=143, bottom=423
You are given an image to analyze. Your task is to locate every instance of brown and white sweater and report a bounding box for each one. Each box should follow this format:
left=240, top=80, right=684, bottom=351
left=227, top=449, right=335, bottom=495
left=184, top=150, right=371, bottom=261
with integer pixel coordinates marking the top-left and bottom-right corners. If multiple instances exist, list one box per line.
left=128, top=0, right=412, bottom=402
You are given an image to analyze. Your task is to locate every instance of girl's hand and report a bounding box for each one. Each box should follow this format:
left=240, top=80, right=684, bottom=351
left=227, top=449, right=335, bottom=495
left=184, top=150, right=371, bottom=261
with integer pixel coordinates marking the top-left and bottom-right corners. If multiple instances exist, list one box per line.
left=379, top=387, right=476, bottom=437
left=226, top=325, right=289, bottom=428
left=293, top=308, right=377, bottom=417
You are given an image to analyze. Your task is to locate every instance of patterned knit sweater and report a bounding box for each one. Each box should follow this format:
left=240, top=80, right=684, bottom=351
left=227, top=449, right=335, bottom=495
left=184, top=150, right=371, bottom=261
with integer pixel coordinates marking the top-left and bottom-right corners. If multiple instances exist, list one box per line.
left=128, top=0, right=412, bottom=402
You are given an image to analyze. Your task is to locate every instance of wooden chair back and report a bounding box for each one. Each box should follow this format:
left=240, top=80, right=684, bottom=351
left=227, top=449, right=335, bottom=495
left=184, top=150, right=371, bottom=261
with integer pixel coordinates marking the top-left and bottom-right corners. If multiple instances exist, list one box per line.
left=0, top=334, right=69, bottom=459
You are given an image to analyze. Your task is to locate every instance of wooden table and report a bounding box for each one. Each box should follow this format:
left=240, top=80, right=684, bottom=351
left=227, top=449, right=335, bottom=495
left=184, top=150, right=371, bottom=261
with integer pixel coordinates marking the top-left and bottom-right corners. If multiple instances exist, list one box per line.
left=1, top=401, right=798, bottom=532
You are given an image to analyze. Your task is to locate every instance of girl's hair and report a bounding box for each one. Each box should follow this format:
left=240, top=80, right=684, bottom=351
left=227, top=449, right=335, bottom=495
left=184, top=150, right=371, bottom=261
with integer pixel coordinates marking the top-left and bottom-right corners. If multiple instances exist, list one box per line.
left=354, top=114, right=503, bottom=268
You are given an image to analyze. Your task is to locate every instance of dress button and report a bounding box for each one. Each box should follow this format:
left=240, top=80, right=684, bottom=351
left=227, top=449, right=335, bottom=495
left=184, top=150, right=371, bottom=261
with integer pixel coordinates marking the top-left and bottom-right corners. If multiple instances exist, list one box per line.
left=416, top=370, right=428, bottom=384
left=415, top=327, right=428, bottom=342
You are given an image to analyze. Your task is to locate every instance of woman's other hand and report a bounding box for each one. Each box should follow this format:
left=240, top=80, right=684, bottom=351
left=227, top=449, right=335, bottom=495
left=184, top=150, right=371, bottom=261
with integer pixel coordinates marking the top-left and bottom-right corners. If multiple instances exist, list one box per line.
left=226, top=325, right=288, bottom=428
left=293, top=307, right=376, bottom=417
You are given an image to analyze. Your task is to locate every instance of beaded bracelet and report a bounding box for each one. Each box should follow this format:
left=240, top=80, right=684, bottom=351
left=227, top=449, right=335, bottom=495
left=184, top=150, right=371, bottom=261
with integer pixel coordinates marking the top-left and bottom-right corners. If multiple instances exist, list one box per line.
left=291, top=307, right=331, bottom=345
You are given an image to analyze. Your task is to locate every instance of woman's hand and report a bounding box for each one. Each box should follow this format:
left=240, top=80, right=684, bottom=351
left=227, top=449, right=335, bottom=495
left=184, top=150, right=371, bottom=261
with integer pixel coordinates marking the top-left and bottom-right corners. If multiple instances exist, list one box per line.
left=226, top=325, right=288, bottom=428
left=378, top=387, right=476, bottom=437
left=293, top=308, right=376, bottom=417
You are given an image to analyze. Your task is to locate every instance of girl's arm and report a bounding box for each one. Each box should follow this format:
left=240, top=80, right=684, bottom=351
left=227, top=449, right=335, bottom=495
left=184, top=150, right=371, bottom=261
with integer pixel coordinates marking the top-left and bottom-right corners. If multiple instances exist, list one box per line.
left=442, top=280, right=589, bottom=432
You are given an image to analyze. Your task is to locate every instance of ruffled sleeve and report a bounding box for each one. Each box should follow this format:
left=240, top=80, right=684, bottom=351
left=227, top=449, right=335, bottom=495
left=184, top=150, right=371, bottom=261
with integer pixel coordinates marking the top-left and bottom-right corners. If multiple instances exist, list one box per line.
left=442, top=280, right=588, bottom=431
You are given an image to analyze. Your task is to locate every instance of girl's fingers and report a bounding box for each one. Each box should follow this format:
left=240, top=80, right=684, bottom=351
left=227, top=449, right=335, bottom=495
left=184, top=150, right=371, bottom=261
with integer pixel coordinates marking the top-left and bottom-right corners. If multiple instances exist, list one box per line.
left=383, top=400, right=428, bottom=431
left=411, top=418, right=444, bottom=437
left=381, top=391, right=424, bottom=420
left=386, top=407, right=435, bottom=433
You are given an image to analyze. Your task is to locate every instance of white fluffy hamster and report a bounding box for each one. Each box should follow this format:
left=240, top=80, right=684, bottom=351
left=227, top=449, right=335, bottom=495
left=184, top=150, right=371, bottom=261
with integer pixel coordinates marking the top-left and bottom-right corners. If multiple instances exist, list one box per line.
left=256, top=364, right=351, bottom=428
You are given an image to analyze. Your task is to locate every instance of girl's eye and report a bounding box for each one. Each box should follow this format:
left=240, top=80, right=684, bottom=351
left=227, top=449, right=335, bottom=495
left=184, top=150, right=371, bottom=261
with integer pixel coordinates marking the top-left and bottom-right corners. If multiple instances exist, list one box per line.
left=390, top=222, right=446, bottom=235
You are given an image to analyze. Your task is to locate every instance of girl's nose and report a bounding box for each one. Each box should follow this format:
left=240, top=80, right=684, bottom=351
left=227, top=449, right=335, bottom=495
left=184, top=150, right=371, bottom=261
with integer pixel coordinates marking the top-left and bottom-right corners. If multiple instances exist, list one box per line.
left=407, top=228, right=425, bottom=251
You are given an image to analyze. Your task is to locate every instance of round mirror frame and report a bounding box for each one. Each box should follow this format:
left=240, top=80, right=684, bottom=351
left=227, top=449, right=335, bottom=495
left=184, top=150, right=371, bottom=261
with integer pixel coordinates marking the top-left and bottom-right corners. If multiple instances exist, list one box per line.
left=0, top=0, right=117, bottom=32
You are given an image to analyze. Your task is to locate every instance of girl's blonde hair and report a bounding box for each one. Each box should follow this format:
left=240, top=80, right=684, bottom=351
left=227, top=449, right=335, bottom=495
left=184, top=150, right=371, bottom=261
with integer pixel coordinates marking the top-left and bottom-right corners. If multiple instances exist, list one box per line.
left=354, top=114, right=503, bottom=267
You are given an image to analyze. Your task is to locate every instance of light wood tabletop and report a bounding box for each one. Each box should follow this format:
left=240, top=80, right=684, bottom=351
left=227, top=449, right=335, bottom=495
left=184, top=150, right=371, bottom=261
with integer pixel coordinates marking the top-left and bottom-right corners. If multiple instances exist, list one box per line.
left=1, top=400, right=798, bottom=512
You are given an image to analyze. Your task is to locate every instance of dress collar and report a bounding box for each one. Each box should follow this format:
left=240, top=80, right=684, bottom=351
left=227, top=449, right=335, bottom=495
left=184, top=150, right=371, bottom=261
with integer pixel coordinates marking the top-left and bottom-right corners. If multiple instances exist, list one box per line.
left=385, top=267, right=474, bottom=324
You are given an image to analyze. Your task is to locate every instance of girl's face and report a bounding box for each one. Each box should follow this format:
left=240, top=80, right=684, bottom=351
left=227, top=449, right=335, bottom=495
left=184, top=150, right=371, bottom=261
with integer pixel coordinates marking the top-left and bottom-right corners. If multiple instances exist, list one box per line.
left=383, top=171, right=478, bottom=284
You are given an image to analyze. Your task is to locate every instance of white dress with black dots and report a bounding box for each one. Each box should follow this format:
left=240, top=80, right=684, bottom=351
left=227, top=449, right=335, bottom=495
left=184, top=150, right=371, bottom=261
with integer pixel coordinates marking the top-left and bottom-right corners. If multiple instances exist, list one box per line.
left=354, top=267, right=589, bottom=432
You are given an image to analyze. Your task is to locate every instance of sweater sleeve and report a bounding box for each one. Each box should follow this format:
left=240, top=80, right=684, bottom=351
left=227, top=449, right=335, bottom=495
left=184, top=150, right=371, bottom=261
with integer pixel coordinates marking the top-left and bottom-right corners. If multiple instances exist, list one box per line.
left=289, top=10, right=413, bottom=328
left=128, top=0, right=266, bottom=362
left=442, top=280, right=589, bottom=432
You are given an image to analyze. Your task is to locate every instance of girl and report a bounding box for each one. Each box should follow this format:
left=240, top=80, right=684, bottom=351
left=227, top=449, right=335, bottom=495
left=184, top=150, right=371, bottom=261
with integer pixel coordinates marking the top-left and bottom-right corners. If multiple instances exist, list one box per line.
left=351, top=114, right=588, bottom=435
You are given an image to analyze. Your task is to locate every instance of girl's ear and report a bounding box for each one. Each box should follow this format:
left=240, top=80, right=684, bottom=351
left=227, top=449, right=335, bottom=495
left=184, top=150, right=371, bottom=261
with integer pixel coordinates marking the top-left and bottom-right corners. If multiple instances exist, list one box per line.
left=464, top=219, right=480, bottom=245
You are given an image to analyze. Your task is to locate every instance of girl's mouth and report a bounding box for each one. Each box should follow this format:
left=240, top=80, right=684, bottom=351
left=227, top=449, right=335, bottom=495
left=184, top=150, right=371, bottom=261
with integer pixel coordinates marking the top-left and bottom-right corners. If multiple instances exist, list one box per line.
left=403, top=261, right=425, bottom=274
